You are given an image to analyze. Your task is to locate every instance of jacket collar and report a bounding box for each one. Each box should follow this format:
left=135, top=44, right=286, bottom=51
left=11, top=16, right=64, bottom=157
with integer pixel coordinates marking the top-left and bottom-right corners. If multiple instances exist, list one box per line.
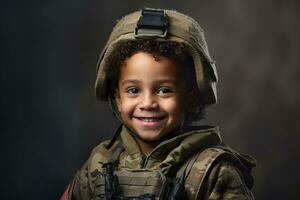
left=120, top=125, right=222, bottom=175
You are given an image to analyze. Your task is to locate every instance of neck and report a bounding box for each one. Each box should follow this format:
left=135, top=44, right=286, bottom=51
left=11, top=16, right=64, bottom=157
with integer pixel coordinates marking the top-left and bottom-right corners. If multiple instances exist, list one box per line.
left=135, top=138, right=158, bottom=156
left=124, top=125, right=185, bottom=156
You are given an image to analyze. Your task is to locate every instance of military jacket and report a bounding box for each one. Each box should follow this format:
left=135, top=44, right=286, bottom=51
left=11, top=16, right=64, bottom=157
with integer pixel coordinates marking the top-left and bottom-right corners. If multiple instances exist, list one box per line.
left=65, top=126, right=256, bottom=200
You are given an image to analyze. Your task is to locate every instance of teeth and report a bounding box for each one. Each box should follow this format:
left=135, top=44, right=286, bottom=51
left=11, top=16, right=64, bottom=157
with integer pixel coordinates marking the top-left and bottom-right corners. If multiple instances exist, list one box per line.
left=141, top=118, right=159, bottom=122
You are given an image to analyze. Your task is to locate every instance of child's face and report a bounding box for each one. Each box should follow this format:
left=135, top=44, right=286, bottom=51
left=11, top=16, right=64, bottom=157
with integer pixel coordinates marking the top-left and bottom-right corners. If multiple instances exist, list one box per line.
left=115, top=52, right=188, bottom=142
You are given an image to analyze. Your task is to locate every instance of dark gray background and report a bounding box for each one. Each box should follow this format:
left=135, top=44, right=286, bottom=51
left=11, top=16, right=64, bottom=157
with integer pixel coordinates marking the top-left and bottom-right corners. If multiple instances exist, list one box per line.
left=1, top=0, right=299, bottom=199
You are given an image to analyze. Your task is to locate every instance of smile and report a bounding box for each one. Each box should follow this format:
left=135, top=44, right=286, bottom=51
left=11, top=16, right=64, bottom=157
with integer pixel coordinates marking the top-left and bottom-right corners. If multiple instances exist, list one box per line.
left=138, top=117, right=164, bottom=122
left=134, top=116, right=165, bottom=127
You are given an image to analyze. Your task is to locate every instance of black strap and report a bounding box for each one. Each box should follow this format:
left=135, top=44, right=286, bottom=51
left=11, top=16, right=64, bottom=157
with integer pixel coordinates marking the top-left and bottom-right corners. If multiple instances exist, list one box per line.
left=102, top=142, right=124, bottom=200
left=135, top=8, right=168, bottom=38
left=166, top=152, right=199, bottom=200
left=106, top=124, right=123, bottom=150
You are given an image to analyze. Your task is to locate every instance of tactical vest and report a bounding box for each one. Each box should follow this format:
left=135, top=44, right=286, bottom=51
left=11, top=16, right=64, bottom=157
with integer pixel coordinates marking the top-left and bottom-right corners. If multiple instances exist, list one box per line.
left=70, top=141, right=252, bottom=200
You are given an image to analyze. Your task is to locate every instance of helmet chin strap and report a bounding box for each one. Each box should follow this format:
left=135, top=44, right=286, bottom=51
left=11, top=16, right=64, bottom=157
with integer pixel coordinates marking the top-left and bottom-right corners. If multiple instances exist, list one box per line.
left=105, top=96, right=124, bottom=149
left=108, top=95, right=123, bottom=123
left=180, top=113, right=189, bottom=129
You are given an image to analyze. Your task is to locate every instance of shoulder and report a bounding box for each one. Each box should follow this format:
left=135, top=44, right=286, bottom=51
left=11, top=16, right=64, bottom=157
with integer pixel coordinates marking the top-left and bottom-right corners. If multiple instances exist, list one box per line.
left=202, top=160, right=255, bottom=200
left=73, top=140, right=110, bottom=178
left=188, top=146, right=255, bottom=200
left=83, top=139, right=124, bottom=176
left=68, top=140, right=119, bottom=200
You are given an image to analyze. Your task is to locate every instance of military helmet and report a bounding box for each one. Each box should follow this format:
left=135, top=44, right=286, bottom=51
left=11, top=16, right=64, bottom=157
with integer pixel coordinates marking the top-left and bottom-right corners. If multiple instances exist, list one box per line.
left=95, top=8, right=218, bottom=105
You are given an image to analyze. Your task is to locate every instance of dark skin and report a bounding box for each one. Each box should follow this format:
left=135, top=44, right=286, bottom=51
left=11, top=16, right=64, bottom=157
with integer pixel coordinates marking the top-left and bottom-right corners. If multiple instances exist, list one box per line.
left=115, top=52, right=199, bottom=155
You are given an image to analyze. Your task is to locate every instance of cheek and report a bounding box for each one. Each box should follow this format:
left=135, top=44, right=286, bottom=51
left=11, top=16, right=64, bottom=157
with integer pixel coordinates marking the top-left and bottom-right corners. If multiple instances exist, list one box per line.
left=115, top=92, right=122, bottom=112
left=116, top=101, right=122, bottom=112
left=162, top=98, right=185, bottom=118
left=119, top=100, right=135, bottom=116
left=116, top=94, right=133, bottom=114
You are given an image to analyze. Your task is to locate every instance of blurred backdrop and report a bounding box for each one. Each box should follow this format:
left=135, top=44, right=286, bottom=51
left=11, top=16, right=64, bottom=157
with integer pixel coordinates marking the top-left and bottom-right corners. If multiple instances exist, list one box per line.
left=1, top=0, right=299, bottom=199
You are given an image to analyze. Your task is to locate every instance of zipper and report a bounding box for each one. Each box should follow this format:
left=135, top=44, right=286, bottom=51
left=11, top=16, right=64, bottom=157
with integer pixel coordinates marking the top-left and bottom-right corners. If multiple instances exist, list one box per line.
left=139, top=156, right=147, bottom=168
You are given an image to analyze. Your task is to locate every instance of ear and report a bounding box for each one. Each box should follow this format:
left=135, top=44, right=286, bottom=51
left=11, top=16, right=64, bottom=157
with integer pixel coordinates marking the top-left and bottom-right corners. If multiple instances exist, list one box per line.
left=114, top=89, right=122, bottom=112
left=184, top=89, right=201, bottom=113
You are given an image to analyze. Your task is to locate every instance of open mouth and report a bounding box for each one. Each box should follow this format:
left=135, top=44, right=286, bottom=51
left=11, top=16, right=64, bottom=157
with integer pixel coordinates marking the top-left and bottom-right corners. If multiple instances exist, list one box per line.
left=134, top=116, right=165, bottom=126
left=136, top=117, right=165, bottom=122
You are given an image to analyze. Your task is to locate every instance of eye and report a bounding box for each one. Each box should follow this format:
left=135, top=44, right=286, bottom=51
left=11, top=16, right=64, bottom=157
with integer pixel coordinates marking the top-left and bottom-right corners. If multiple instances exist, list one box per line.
left=157, top=87, right=173, bottom=96
left=126, top=87, right=139, bottom=95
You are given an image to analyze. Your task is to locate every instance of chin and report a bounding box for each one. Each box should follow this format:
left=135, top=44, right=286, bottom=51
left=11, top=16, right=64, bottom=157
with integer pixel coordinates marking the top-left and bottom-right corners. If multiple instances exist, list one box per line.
left=137, top=131, right=164, bottom=142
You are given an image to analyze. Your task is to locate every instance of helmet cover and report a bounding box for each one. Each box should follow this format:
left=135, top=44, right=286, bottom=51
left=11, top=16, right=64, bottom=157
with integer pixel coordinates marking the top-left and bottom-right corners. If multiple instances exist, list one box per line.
left=95, top=8, right=218, bottom=105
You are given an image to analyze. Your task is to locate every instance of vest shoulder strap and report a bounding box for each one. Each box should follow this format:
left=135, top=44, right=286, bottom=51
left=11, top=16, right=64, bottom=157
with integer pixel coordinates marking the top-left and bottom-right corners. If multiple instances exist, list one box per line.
left=87, top=140, right=124, bottom=194
left=184, top=147, right=236, bottom=200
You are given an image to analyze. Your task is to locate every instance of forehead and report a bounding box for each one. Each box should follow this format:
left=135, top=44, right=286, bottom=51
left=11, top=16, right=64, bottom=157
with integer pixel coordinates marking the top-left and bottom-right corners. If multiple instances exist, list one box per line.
left=120, top=52, right=182, bottom=81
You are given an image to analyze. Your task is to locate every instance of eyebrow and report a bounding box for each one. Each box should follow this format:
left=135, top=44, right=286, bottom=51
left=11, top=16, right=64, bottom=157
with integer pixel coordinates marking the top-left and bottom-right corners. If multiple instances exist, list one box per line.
left=121, top=79, right=178, bottom=86
left=121, top=79, right=140, bottom=86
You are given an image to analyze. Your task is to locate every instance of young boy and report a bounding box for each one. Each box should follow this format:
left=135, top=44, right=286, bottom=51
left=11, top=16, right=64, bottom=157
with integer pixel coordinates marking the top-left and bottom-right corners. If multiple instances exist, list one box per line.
left=62, top=8, right=256, bottom=200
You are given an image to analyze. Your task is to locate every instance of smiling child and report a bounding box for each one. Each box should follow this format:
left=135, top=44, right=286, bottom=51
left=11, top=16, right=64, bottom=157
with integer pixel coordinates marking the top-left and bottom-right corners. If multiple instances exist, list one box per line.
left=62, top=8, right=256, bottom=200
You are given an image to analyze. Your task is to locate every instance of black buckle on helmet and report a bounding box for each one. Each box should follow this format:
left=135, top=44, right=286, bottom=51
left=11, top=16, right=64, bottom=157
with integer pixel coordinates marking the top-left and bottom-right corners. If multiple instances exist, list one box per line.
left=135, top=8, right=168, bottom=38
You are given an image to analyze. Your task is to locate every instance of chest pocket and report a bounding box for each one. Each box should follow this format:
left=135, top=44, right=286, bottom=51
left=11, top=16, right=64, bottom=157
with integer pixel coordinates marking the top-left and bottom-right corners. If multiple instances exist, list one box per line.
left=93, top=169, right=169, bottom=200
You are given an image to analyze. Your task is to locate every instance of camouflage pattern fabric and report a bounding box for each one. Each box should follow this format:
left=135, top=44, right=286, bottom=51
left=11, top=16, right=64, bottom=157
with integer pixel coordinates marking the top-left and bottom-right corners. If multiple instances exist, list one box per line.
left=184, top=147, right=255, bottom=200
left=65, top=126, right=255, bottom=200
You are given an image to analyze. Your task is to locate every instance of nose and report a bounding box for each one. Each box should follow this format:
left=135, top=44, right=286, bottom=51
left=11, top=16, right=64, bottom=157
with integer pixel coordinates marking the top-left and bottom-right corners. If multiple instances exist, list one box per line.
left=139, top=92, right=158, bottom=111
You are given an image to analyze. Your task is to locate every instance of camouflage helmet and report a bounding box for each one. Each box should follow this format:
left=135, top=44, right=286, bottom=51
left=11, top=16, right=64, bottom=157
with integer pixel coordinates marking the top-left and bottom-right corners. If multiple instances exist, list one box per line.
left=95, top=8, right=218, bottom=105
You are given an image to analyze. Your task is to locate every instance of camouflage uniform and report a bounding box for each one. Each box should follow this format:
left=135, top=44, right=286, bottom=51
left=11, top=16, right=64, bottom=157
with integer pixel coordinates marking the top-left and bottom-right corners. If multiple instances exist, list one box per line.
left=61, top=8, right=256, bottom=200
left=66, top=126, right=255, bottom=200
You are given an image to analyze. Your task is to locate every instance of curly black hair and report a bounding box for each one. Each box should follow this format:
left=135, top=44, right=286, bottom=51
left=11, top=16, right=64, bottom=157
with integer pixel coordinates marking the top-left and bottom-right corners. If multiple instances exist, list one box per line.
left=105, top=40, right=205, bottom=121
